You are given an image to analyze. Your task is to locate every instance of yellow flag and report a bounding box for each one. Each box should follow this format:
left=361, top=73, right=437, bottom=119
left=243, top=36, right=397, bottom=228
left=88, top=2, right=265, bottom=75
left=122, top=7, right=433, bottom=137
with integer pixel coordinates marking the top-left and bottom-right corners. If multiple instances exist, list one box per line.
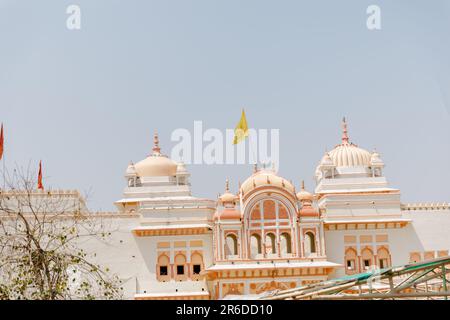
left=233, top=109, right=249, bottom=145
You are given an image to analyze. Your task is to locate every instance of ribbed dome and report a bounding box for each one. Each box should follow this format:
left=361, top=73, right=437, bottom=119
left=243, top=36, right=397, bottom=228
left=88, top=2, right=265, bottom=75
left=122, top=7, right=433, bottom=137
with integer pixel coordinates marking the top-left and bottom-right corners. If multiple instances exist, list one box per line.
left=325, top=118, right=372, bottom=167
left=240, top=168, right=295, bottom=196
left=328, top=144, right=372, bottom=167
left=133, top=132, right=178, bottom=177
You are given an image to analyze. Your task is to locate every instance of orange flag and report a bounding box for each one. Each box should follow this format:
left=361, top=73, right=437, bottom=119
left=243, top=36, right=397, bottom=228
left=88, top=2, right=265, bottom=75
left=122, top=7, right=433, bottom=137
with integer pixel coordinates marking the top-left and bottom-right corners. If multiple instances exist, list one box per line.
left=0, top=123, right=4, bottom=161
left=38, top=160, right=44, bottom=190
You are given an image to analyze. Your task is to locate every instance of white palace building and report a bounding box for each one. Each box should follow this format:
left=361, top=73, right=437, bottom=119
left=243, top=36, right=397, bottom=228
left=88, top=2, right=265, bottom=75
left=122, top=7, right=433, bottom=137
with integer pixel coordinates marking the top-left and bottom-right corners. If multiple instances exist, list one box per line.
left=4, top=120, right=450, bottom=300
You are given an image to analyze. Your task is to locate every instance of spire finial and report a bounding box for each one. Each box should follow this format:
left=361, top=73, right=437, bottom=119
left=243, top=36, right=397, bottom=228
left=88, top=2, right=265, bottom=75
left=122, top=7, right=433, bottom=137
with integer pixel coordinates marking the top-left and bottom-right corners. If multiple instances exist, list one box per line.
left=225, top=179, right=230, bottom=193
left=301, top=180, right=305, bottom=191
left=342, top=117, right=349, bottom=144
left=153, top=131, right=161, bottom=154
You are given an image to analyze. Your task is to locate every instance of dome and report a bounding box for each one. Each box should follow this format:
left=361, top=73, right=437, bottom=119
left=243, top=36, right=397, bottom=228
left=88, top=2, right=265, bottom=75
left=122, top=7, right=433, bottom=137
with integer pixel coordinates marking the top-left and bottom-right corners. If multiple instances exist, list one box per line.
left=370, top=151, right=384, bottom=167
left=325, top=118, right=372, bottom=167
left=177, top=162, right=189, bottom=175
left=297, top=181, right=318, bottom=217
left=296, top=181, right=314, bottom=201
left=219, top=179, right=238, bottom=204
left=134, top=132, right=178, bottom=177
left=240, top=168, right=295, bottom=196
left=135, top=156, right=178, bottom=177
left=328, top=144, right=372, bottom=167
left=220, top=192, right=237, bottom=203
left=125, top=162, right=137, bottom=176
left=319, top=153, right=334, bottom=167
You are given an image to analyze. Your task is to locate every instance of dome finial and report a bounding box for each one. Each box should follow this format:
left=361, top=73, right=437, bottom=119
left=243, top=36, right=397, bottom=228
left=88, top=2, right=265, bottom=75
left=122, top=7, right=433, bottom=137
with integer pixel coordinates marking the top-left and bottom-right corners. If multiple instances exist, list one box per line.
left=342, top=117, right=349, bottom=145
left=225, top=178, right=230, bottom=193
left=301, top=180, right=305, bottom=191
left=153, top=131, right=161, bottom=154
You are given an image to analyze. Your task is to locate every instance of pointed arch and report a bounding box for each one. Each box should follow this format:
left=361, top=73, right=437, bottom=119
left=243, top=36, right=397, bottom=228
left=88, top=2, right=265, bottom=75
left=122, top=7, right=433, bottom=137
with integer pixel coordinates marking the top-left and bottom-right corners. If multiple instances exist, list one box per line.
left=250, top=233, right=262, bottom=258
left=174, top=253, right=187, bottom=281
left=361, top=247, right=374, bottom=270
left=377, top=247, right=390, bottom=269
left=265, top=233, right=276, bottom=254
left=344, top=247, right=358, bottom=274
left=190, top=252, right=204, bottom=280
left=280, top=232, right=292, bottom=255
left=225, top=234, right=238, bottom=257
left=156, top=253, right=171, bottom=282
left=304, top=232, right=316, bottom=256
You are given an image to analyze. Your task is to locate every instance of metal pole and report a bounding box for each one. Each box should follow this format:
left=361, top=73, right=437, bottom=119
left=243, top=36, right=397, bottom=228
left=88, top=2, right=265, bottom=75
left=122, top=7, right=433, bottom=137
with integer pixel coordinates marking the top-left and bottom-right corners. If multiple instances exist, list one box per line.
left=313, top=291, right=450, bottom=300
left=442, top=265, right=448, bottom=301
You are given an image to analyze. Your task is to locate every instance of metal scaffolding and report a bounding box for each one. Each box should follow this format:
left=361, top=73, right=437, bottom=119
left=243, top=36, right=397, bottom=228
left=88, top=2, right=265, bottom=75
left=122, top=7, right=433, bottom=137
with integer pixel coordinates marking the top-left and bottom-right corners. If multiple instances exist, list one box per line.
left=261, top=256, right=450, bottom=300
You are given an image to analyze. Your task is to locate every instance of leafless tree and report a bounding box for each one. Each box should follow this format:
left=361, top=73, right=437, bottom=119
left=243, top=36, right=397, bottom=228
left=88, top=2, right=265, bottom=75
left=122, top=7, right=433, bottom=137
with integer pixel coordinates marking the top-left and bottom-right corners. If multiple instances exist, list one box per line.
left=0, top=166, right=123, bottom=300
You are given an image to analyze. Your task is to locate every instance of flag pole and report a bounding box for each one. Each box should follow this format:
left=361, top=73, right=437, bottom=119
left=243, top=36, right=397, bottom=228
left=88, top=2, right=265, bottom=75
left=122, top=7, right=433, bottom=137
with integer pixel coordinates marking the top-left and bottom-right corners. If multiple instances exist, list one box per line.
left=2, top=152, right=4, bottom=191
left=244, top=109, right=258, bottom=168
left=1, top=123, right=5, bottom=191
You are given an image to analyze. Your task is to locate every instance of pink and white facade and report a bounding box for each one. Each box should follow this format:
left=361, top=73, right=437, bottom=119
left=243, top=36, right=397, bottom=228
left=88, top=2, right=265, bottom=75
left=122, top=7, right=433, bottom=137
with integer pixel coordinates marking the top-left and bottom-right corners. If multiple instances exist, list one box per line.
left=106, top=120, right=450, bottom=299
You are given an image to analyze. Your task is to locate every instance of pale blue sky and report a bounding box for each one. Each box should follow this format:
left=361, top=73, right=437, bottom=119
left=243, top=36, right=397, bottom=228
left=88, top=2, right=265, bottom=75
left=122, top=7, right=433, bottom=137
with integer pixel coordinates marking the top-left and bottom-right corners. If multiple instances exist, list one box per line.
left=1, top=1, right=450, bottom=210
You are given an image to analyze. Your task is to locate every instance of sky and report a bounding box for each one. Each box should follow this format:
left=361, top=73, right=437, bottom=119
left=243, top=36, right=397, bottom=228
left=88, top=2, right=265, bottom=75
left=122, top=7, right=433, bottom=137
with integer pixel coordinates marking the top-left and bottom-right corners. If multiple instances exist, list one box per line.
left=1, top=0, right=450, bottom=211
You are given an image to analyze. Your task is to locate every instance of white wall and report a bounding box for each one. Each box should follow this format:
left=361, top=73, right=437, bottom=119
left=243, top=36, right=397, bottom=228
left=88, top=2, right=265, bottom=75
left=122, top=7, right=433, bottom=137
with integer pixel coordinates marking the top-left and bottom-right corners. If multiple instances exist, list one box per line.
left=324, top=209, right=450, bottom=278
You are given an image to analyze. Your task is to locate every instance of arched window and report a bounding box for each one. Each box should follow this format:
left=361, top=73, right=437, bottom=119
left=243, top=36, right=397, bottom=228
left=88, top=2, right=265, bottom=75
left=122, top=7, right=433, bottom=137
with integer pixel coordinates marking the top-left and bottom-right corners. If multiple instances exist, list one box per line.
left=157, top=254, right=170, bottom=281
left=225, top=234, right=238, bottom=257
left=280, top=233, right=292, bottom=255
left=247, top=199, right=294, bottom=259
left=377, top=247, right=390, bottom=269
left=409, top=252, right=422, bottom=264
left=135, top=177, right=141, bottom=186
left=174, top=254, right=187, bottom=281
left=191, top=253, right=203, bottom=280
left=265, top=233, right=276, bottom=254
left=344, top=248, right=358, bottom=274
left=361, top=248, right=374, bottom=270
left=304, top=232, right=316, bottom=256
left=250, top=234, right=262, bottom=258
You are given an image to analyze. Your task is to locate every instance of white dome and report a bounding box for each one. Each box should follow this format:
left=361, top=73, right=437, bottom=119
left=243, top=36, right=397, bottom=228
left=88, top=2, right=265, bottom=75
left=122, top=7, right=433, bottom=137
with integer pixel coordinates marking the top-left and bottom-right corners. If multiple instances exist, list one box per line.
left=328, top=143, right=372, bottom=167
left=133, top=132, right=178, bottom=177
left=370, top=151, right=384, bottom=166
left=319, top=153, right=334, bottom=167
left=125, top=162, right=137, bottom=176
left=322, top=118, right=372, bottom=168
left=177, top=162, right=189, bottom=175
left=135, top=156, right=178, bottom=177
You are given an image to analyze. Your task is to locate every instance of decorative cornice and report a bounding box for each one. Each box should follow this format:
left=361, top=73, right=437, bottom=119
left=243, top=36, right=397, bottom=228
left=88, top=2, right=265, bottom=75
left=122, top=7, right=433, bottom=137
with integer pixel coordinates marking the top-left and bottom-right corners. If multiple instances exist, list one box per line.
left=401, top=203, right=450, bottom=211
left=133, top=226, right=211, bottom=237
